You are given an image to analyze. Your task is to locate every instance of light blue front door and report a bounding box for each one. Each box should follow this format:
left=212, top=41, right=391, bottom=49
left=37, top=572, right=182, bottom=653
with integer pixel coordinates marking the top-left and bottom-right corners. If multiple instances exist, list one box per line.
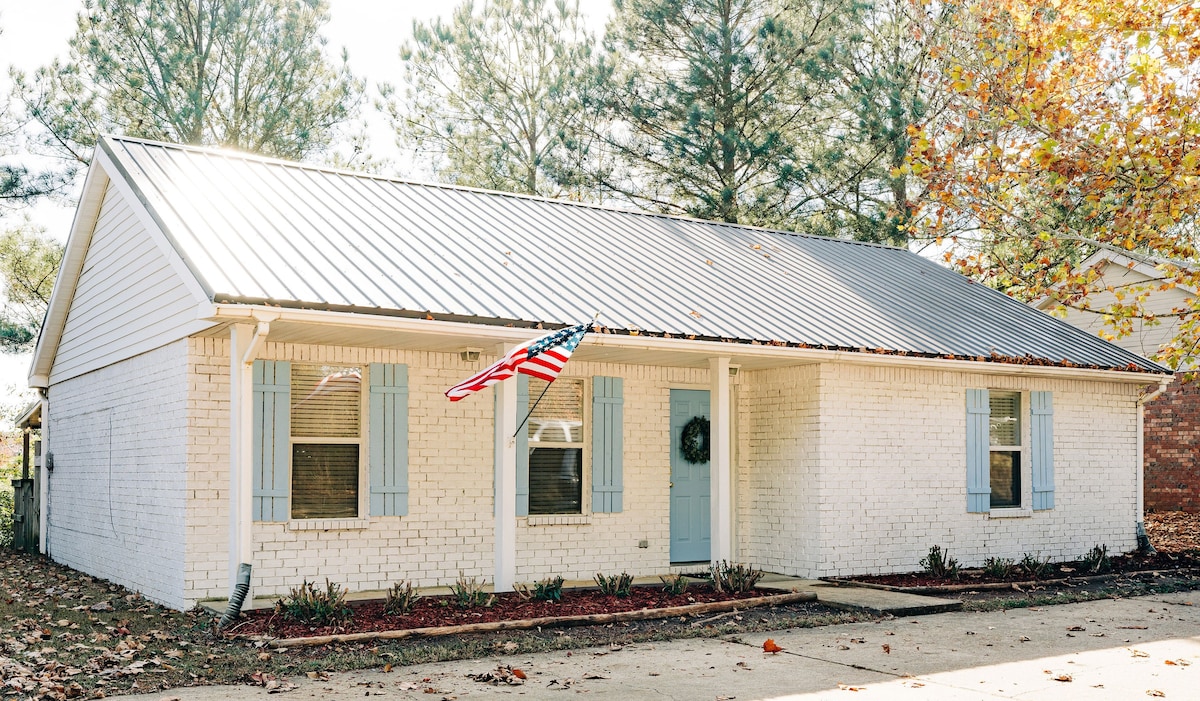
left=670, top=389, right=710, bottom=563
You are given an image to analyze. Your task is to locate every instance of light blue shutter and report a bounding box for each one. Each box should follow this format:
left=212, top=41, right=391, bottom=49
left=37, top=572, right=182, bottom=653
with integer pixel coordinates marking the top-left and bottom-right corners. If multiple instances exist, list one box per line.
left=966, top=388, right=990, bottom=513
left=369, top=363, right=409, bottom=516
left=1031, top=391, right=1055, bottom=510
left=252, top=360, right=290, bottom=521
left=495, top=376, right=530, bottom=516
left=592, top=376, right=624, bottom=513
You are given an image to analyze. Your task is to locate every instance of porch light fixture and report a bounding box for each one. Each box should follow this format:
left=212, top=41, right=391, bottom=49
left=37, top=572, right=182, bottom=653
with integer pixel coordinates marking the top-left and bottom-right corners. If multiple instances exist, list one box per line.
left=728, top=364, right=741, bottom=377
left=460, top=347, right=482, bottom=362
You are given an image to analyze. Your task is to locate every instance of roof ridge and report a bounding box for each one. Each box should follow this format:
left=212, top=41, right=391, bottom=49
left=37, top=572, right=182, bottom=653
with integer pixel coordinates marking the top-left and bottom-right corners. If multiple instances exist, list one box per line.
left=102, top=134, right=907, bottom=253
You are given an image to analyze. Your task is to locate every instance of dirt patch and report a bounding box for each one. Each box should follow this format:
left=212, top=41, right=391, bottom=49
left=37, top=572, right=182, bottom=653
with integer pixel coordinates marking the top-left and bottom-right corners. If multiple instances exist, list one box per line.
left=238, top=586, right=771, bottom=639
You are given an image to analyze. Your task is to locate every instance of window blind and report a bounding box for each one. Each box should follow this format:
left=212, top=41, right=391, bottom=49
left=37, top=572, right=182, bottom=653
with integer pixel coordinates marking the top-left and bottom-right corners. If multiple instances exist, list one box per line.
left=528, top=378, right=584, bottom=443
left=989, top=392, right=1020, bottom=446
left=291, top=365, right=361, bottom=438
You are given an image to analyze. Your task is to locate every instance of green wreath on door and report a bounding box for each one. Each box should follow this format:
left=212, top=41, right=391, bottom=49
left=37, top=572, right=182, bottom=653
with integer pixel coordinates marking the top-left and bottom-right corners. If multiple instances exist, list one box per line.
left=680, top=416, right=711, bottom=464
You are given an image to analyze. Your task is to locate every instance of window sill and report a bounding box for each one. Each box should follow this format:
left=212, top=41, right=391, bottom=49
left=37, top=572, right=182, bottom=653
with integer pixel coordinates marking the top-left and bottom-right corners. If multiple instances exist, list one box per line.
left=287, top=518, right=370, bottom=531
left=987, top=508, right=1032, bottom=519
left=524, top=515, right=592, bottom=526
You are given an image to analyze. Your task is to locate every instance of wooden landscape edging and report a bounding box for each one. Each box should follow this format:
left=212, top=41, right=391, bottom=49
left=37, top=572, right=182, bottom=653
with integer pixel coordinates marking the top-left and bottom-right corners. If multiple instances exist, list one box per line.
left=260, top=590, right=816, bottom=648
left=822, top=566, right=1200, bottom=595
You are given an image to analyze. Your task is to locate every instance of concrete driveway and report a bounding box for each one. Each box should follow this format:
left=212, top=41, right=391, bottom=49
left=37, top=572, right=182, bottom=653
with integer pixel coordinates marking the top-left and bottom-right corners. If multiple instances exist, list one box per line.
left=133, top=591, right=1200, bottom=700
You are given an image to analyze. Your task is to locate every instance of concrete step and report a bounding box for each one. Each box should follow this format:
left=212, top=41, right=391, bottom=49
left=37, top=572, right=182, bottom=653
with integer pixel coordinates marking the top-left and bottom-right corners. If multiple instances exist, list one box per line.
left=756, top=576, right=963, bottom=616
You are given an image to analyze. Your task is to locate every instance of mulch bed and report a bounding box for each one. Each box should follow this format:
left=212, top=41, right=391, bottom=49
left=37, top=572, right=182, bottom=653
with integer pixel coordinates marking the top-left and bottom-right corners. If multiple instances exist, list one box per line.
left=237, top=585, right=769, bottom=639
left=841, top=551, right=1200, bottom=590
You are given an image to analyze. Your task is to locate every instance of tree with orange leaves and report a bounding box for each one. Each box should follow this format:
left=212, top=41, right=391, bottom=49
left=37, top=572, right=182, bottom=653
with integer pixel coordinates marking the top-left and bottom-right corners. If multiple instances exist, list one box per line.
left=908, top=0, right=1200, bottom=370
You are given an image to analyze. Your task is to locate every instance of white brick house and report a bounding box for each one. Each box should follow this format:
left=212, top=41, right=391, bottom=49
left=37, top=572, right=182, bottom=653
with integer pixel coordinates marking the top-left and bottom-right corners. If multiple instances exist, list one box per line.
left=29, top=137, right=1172, bottom=610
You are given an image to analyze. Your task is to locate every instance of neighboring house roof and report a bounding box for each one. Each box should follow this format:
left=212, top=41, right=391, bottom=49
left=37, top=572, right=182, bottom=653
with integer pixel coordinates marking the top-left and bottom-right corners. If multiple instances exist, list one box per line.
left=1035, top=250, right=1195, bottom=370
left=36, top=136, right=1172, bottom=377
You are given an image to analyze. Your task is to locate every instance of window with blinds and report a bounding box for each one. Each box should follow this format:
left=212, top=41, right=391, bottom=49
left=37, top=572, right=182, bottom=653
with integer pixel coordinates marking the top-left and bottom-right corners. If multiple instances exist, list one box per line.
left=527, top=378, right=584, bottom=514
left=989, top=391, right=1021, bottom=508
left=291, top=365, right=363, bottom=519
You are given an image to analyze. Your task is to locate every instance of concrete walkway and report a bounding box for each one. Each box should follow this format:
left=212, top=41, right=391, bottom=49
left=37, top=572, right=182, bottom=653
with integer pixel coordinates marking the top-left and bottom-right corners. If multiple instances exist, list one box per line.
left=136, top=591, right=1200, bottom=700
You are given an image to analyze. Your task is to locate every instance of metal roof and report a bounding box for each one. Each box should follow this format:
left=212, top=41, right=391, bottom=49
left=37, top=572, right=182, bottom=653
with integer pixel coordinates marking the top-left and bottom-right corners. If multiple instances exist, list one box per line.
left=100, top=136, right=1169, bottom=374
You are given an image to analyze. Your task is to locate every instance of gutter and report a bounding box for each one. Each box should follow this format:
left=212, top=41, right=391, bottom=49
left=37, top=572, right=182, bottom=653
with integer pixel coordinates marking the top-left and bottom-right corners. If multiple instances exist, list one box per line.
left=207, top=303, right=1171, bottom=385
left=1135, top=376, right=1173, bottom=554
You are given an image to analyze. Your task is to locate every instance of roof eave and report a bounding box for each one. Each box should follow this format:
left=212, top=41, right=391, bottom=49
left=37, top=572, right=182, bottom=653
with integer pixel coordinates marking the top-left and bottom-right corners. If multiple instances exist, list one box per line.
left=208, top=301, right=1172, bottom=381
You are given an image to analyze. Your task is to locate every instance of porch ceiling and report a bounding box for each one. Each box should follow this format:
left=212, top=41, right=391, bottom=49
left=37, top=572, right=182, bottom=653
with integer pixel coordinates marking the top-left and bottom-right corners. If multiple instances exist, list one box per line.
left=195, top=316, right=819, bottom=371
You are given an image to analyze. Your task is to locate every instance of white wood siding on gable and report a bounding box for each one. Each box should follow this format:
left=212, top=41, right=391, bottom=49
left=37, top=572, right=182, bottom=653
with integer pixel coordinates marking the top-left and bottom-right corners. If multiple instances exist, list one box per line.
left=51, top=183, right=212, bottom=384
left=1046, top=264, right=1192, bottom=367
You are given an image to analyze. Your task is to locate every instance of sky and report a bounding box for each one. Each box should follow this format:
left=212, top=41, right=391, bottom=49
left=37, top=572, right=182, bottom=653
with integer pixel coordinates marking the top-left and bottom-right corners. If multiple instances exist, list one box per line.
left=0, top=0, right=614, bottom=408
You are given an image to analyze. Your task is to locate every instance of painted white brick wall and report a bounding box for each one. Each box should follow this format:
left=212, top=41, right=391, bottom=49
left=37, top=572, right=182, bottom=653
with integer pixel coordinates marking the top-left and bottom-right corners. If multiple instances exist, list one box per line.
left=809, top=363, right=1142, bottom=578
left=182, top=336, right=1147, bottom=602
left=46, top=340, right=189, bottom=609
left=185, top=341, right=708, bottom=602
left=736, top=364, right=822, bottom=574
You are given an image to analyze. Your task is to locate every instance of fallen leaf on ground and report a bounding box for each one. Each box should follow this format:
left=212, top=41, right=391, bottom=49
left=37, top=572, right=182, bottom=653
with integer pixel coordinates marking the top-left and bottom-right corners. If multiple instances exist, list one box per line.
left=1120, top=626, right=1150, bottom=630
left=1067, top=626, right=1086, bottom=631
left=837, top=683, right=864, bottom=691
left=1053, top=674, right=1073, bottom=682
left=1131, top=649, right=1151, bottom=658
left=763, top=639, right=783, bottom=654
left=306, top=671, right=330, bottom=681
left=467, top=665, right=525, bottom=686
left=1147, top=691, right=1165, bottom=697
left=882, top=644, right=891, bottom=654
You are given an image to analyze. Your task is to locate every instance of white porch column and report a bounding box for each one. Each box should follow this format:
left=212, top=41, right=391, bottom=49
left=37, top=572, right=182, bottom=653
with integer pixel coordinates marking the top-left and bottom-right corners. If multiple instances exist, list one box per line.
left=493, top=349, right=518, bottom=592
left=709, top=356, right=733, bottom=562
left=229, top=324, right=256, bottom=591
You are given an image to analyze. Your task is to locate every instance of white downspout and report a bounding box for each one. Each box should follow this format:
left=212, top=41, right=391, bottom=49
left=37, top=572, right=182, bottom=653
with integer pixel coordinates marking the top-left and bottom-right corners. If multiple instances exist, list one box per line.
left=229, top=321, right=269, bottom=595
left=1135, top=377, right=1172, bottom=553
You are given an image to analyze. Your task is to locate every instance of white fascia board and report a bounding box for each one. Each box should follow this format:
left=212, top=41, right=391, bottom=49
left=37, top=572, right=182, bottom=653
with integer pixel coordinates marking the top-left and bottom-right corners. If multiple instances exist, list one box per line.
left=93, top=143, right=212, bottom=307
left=208, top=303, right=1170, bottom=386
left=28, top=154, right=112, bottom=388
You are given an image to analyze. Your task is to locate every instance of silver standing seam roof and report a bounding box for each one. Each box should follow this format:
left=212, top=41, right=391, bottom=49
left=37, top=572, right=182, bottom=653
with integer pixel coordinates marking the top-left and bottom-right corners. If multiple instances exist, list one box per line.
left=100, top=136, right=1168, bottom=374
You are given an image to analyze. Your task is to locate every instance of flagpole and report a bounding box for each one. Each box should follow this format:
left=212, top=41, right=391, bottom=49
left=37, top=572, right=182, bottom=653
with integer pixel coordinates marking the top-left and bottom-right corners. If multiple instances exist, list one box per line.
left=513, top=379, right=554, bottom=440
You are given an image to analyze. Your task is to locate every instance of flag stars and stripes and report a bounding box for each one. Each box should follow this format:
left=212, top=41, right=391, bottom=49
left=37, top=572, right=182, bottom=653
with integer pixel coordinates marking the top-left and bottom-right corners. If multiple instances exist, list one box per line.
left=445, top=322, right=593, bottom=401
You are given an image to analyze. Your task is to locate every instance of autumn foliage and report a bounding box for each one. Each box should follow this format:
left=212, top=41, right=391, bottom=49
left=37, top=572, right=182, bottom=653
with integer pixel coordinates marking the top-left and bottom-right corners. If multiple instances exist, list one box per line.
left=909, top=0, right=1200, bottom=370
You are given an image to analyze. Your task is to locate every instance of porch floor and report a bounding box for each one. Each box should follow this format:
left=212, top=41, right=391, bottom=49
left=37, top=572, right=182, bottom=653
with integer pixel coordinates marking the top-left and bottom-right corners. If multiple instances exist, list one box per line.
left=201, top=572, right=960, bottom=618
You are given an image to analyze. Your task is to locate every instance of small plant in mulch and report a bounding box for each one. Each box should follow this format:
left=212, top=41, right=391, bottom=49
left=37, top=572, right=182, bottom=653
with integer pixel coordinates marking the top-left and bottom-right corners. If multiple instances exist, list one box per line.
left=275, top=579, right=353, bottom=625
left=983, top=557, right=1017, bottom=579
left=660, top=573, right=690, bottom=595
left=1020, top=553, right=1054, bottom=579
left=383, top=580, right=420, bottom=615
left=595, top=571, right=633, bottom=597
left=450, top=572, right=496, bottom=609
left=710, top=561, right=764, bottom=593
left=516, top=575, right=566, bottom=602
left=920, top=545, right=960, bottom=580
left=1081, top=544, right=1112, bottom=574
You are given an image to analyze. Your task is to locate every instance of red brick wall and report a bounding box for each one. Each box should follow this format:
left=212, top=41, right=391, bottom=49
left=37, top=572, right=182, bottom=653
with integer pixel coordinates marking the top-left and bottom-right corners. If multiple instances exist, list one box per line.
left=1144, top=375, right=1200, bottom=512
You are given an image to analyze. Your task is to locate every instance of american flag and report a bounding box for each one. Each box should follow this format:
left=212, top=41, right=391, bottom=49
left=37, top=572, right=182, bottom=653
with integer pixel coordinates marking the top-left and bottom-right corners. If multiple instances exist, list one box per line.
left=445, top=322, right=592, bottom=401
